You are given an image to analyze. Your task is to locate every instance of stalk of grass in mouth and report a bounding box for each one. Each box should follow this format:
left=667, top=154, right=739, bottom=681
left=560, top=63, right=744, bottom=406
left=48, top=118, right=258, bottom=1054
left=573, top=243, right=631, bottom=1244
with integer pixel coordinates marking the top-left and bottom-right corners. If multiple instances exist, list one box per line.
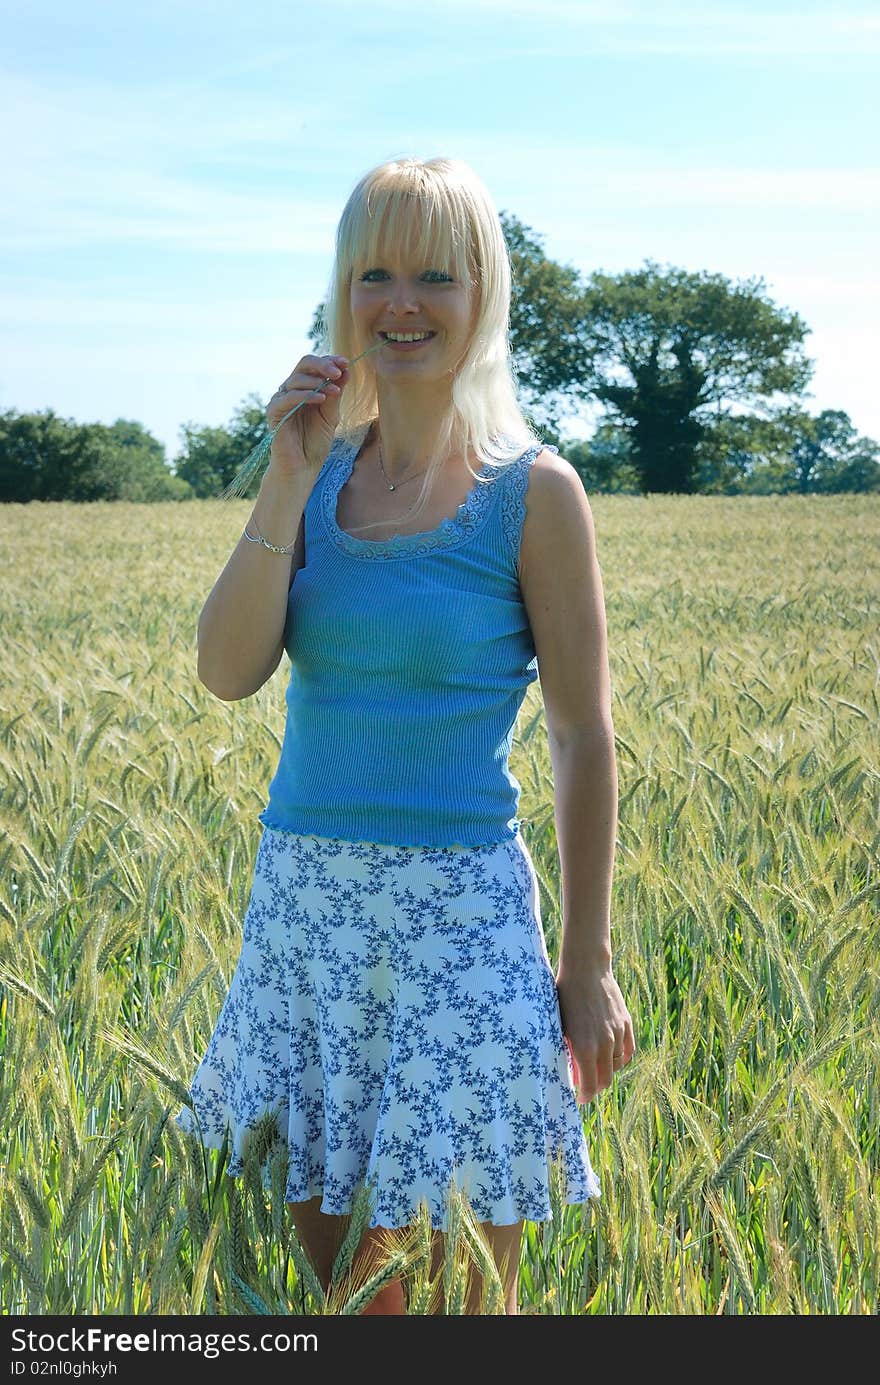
left=218, top=338, right=386, bottom=502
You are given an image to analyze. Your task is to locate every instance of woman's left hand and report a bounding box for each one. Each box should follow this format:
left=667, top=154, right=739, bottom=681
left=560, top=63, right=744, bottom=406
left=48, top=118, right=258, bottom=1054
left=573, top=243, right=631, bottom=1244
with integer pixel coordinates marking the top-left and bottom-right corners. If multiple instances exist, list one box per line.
left=555, top=965, right=636, bottom=1104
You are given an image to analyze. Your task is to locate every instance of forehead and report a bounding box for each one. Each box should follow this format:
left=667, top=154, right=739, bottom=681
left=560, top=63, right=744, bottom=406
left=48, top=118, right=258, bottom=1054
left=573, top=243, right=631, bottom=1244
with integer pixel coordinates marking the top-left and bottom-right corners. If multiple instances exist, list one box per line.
left=351, top=192, right=472, bottom=275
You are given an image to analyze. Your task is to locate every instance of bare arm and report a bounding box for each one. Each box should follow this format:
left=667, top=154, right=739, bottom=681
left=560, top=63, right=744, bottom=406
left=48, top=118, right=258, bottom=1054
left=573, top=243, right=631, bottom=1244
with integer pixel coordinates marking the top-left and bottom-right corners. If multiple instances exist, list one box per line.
left=519, top=453, right=617, bottom=963
left=197, top=461, right=312, bottom=701
left=519, top=451, right=635, bottom=1102
left=548, top=726, right=617, bottom=969
left=197, top=348, right=353, bottom=700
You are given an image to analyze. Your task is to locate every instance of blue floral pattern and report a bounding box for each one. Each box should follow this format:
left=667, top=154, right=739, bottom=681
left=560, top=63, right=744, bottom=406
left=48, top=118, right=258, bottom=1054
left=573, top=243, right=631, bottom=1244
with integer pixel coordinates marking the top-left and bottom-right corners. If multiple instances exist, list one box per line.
left=176, top=825, right=601, bottom=1230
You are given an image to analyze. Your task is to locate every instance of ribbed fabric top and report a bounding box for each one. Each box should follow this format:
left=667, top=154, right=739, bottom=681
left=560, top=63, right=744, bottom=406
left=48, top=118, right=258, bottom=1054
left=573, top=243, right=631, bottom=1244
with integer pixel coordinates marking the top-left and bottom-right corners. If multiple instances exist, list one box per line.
left=258, top=425, right=554, bottom=848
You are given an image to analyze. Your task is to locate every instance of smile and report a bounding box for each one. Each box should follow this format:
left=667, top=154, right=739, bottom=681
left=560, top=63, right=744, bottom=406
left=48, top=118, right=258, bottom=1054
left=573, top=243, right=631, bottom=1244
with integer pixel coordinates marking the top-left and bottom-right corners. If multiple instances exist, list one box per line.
left=379, top=331, right=437, bottom=348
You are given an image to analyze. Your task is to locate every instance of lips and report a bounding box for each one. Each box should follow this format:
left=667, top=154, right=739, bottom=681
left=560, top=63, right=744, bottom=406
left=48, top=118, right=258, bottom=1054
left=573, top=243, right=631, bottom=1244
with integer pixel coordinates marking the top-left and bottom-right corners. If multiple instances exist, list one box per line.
left=378, top=332, right=438, bottom=355
left=378, top=331, right=436, bottom=341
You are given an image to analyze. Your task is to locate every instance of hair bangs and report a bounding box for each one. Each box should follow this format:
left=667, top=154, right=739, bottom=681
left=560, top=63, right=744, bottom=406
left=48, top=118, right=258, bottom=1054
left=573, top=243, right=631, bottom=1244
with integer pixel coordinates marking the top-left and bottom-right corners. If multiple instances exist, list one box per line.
left=342, top=177, right=476, bottom=288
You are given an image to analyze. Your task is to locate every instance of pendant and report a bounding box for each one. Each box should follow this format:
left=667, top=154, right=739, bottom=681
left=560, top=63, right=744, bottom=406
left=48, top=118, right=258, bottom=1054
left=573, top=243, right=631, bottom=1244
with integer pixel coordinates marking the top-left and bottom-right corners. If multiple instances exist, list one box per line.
left=388, top=483, right=395, bottom=491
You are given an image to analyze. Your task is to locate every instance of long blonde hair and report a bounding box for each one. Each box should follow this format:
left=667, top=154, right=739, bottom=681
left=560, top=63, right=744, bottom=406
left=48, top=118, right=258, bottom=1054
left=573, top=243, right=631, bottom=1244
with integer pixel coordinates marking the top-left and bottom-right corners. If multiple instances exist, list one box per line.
left=316, top=156, right=543, bottom=535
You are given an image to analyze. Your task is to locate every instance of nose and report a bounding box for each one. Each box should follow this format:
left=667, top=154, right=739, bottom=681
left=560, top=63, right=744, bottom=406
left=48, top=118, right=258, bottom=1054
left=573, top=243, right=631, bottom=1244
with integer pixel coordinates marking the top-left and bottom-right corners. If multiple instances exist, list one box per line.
left=385, top=278, right=422, bottom=315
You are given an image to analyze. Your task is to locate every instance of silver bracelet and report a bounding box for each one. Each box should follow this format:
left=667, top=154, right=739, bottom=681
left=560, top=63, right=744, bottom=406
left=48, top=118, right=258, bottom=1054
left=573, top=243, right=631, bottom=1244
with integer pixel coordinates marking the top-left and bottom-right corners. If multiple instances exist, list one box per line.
left=243, top=518, right=296, bottom=555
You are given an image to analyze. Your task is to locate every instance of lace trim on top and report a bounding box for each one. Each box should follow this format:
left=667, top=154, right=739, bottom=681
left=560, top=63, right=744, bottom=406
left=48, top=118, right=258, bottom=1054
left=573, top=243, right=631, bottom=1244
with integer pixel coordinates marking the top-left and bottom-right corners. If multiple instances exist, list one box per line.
left=322, top=434, right=557, bottom=562
left=499, top=443, right=558, bottom=559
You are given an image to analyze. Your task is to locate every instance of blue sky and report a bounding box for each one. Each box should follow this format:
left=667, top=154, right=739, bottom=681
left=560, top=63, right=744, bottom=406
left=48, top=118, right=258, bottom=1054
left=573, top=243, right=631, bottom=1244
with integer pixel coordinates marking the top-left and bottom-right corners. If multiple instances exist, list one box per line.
left=2, top=0, right=878, bottom=462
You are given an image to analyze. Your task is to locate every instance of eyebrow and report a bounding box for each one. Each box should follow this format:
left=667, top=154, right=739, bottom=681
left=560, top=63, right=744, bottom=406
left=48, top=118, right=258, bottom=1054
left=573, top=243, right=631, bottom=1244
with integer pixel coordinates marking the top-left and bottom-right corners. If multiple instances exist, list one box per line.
left=359, top=264, right=452, bottom=272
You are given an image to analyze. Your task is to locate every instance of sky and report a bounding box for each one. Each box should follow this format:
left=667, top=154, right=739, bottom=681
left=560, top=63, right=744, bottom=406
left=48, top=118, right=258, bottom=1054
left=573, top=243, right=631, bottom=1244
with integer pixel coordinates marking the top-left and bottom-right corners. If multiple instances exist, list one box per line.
left=2, top=0, right=879, bottom=463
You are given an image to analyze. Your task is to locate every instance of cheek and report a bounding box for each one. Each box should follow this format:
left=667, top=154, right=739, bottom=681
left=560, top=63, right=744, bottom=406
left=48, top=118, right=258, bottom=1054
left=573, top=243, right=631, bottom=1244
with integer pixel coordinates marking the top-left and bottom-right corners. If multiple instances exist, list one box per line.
left=350, top=280, right=375, bottom=308
left=460, top=292, right=478, bottom=334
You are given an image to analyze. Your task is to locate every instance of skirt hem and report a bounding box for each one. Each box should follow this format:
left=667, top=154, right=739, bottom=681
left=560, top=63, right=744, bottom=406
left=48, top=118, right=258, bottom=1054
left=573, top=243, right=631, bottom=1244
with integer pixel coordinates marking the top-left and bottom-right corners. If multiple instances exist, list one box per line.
left=174, top=1110, right=602, bottom=1230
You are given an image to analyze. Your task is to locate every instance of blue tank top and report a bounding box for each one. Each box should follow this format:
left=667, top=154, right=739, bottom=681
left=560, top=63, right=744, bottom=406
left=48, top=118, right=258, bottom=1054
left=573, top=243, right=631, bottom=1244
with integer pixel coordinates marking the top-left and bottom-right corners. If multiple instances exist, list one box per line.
left=257, top=426, right=555, bottom=848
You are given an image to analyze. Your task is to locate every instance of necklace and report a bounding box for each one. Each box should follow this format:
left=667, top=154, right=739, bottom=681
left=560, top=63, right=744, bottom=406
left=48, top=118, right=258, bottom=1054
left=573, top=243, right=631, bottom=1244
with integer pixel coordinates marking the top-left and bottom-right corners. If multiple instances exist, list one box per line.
left=376, top=437, right=430, bottom=492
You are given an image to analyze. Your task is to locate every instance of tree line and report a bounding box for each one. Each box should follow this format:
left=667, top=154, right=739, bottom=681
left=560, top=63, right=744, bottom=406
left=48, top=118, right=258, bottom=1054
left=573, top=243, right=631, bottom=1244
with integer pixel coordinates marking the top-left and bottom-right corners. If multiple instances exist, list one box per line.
left=2, top=213, right=877, bottom=503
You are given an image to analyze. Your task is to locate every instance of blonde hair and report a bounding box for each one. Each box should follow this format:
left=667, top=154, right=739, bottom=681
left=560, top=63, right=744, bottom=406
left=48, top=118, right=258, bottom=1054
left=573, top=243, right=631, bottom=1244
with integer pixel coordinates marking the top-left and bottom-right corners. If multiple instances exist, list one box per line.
left=316, top=156, right=543, bottom=535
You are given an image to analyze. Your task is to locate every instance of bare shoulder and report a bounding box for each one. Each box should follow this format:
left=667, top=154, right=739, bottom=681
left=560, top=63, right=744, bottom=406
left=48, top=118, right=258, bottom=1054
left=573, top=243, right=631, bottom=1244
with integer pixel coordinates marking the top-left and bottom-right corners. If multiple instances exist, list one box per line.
left=526, top=446, right=583, bottom=490
left=519, top=448, right=595, bottom=586
left=517, top=448, right=612, bottom=738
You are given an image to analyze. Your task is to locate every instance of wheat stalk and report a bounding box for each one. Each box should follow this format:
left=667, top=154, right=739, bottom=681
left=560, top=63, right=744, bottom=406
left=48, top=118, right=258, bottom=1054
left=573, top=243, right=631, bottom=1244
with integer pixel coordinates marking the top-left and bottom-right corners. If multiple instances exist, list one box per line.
left=218, top=340, right=386, bottom=501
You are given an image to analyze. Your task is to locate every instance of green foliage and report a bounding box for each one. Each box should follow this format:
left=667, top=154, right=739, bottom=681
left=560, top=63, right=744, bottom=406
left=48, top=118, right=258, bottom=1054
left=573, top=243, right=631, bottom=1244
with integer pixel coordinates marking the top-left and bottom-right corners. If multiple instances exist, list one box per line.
left=307, top=302, right=325, bottom=351
left=90, top=419, right=191, bottom=502
left=786, top=407, right=880, bottom=494
left=563, top=425, right=642, bottom=494
left=580, top=261, right=814, bottom=493
left=690, top=406, right=880, bottom=495
left=173, top=394, right=268, bottom=500
left=568, top=404, right=880, bottom=498
left=693, top=410, right=799, bottom=493
left=500, top=212, right=595, bottom=443
left=308, top=209, right=877, bottom=496
left=0, top=408, right=191, bottom=503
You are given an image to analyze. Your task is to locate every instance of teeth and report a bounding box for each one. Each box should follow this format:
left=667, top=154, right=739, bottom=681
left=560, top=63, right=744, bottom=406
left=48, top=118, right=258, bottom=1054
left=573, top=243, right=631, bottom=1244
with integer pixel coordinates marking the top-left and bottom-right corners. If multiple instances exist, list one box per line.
left=384, top=332, right=432, bottom=342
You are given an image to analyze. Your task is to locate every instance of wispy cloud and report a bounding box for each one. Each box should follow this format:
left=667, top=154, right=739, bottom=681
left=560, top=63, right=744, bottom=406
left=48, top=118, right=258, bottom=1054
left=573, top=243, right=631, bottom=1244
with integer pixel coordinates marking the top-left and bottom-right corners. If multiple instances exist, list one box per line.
left=0, top=290, right=318, bottom=332
left=0, top=74, right=345, bottom=252
left=3, top=64, right=876, bottom=258
left=440, top=1, right=880, bottom=55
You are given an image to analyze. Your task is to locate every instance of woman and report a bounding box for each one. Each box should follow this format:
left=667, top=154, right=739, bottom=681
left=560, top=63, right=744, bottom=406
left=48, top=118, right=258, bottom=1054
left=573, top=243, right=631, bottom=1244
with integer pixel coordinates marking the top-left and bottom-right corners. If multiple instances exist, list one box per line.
left=177, top=156, right=635, bottom=1315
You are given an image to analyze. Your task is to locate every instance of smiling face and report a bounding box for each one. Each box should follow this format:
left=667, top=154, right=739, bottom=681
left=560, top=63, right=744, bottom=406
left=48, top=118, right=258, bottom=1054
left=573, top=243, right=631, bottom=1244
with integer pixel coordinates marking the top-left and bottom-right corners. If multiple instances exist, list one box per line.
left=350, top=249, right=477, bottom=381
left=343, top=188, right=481, bottom=384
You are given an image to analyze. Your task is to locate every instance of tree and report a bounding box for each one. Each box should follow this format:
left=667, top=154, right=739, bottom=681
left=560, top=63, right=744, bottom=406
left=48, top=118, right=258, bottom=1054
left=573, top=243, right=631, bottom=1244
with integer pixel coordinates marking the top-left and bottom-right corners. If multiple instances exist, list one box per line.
left=172, top=394, right=268, bottom=499
left=0, top=408, right=101, bottom=502
left=303, top=227, right=880, bottom=495
left=581, top=262, right=813, bottom=494
left=786, top=407, right=880, bottom=494
left=561, top=426, right=640, bottom=494
left=86, top=419, right=191, bottom=501
left=692, top=406, right=880, bottom=494
left=693, top=410, right=799, bottom=493
left=0, top=409, right=189, bottom=503
left=500, top=213, right=594, bottom=444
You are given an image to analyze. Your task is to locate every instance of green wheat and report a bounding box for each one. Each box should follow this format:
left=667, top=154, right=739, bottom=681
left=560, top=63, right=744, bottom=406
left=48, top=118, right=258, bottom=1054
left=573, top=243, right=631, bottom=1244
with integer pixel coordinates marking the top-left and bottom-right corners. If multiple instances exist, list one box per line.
left=0, top=490, right=877, bottom=1313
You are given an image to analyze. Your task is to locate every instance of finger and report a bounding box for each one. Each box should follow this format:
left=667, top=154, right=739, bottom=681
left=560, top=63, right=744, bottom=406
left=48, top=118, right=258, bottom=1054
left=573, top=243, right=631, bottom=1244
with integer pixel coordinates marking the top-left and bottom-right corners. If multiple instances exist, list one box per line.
left=595, top=1046, right=614, bottom=1092
left=315, top=360, right=343, bottom=381
left=303, top=353, right=344, bottom=374
left=271, top=386, right=327, bottom=412
left=563, top=1037, right=578, bottom=1086
left=272, top=381, right=313, bottom=403
left=271, top=370, right=345, bottom=416
left=319, top=354, right=351, bottom=380
left=565, top=1041, right=586, bottom=1103
left=307, top=365, right=345, bottom=393
left=278, top=361, right=343, bottom=393
left=298, top=363, right=343, bottom=388
left=577, top=1054, right=599, bottom=1105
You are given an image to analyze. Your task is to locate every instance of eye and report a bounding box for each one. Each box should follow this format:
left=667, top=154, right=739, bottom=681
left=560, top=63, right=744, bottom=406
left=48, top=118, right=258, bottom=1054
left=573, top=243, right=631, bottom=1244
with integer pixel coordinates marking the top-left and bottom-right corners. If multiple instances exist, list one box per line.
left=357, top=269, right=454, bottom=283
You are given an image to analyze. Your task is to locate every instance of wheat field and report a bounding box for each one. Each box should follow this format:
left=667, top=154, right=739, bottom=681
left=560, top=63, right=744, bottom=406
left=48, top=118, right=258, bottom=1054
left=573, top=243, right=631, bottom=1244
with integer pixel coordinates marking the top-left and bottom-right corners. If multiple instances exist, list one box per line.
left=1, top=492, right=877, bottom=1314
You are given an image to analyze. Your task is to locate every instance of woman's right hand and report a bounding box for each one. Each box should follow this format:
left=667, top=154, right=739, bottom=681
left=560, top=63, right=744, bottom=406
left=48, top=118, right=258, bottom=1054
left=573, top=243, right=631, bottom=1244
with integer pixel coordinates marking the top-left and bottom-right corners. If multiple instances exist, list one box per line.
left=267, top=353, right=351, bottom=480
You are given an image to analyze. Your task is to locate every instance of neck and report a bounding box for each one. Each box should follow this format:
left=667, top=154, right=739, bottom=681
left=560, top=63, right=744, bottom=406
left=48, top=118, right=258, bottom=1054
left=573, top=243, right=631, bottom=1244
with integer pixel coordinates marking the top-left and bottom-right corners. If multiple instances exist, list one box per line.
left=372, top=378, right=458, bottom=482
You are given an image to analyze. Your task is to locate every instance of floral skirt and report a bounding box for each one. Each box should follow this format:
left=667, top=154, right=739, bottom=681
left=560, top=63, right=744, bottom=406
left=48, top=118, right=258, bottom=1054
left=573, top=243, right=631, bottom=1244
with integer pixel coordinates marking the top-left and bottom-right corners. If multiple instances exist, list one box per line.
left=175, top=826, right=601, bottom=1230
